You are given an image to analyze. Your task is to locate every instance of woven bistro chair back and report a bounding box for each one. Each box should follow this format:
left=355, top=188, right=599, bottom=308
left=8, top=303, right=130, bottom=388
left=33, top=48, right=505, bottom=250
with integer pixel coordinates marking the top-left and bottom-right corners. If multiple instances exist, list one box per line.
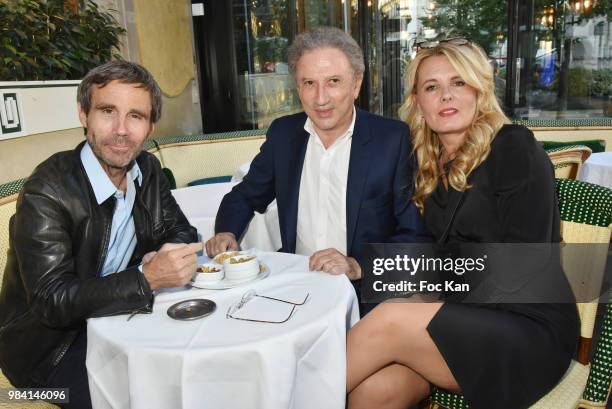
left=546, top=145, right=593, bottom=180
left=0, top=179, right=60, bottom=409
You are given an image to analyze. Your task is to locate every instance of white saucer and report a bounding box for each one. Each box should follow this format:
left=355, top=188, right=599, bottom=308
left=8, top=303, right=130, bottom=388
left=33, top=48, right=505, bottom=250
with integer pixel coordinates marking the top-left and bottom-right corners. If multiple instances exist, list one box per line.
left=191, top=265, right=270, bottom=290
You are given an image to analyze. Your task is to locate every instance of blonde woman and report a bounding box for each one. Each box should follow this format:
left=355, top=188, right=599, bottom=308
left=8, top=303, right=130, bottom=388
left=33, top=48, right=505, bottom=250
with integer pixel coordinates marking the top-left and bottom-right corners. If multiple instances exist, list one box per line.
left=346, top=39, right=578, bottom=409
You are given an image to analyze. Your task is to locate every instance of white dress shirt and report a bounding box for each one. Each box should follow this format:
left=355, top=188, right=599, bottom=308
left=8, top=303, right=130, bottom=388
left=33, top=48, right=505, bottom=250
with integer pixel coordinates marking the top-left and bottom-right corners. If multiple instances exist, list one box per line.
left=295, top=107, right=356, bottom=256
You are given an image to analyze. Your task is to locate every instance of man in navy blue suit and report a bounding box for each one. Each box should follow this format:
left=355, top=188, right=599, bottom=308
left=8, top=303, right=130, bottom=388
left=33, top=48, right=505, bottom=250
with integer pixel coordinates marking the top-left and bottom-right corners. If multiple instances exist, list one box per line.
left=205, top=26, right=425, bottom=289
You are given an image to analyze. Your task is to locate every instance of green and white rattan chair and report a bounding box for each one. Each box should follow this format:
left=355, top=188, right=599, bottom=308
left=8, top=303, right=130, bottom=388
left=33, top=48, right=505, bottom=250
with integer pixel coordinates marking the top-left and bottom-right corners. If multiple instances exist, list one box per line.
left=0, top=178, right=60, bottom=409
left=429, top=179, right=612, bottom=409
left=546, top=145, right=592, bottom=180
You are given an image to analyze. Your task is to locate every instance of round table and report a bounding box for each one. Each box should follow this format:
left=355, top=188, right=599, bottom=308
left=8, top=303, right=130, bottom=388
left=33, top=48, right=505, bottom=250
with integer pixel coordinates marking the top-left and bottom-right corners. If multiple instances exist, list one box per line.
left=578, top=152, right=612, bottom=189
left=86, top=251, right=359, bottom=409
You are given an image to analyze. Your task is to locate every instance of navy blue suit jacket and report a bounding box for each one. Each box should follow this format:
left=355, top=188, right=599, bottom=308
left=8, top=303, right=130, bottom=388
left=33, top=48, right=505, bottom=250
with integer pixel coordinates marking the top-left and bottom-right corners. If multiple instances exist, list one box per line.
left=215, top=109, right=427, bottom=262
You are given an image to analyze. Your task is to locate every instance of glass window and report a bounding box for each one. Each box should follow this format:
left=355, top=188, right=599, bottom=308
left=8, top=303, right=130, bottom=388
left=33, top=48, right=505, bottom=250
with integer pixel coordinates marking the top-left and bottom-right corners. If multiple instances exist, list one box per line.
left=298, top=0, right=346, bottom=30
left=232, top=0, right=350, bottom=129
left=233, top=0, right=300, bottom=129
left=359, top=0, right=384, bottom=114
left=519, top=0, right=611, bottom=120
left=201, top=0, right=610, bottom=129
left=372, top=0, right=509, bottom=118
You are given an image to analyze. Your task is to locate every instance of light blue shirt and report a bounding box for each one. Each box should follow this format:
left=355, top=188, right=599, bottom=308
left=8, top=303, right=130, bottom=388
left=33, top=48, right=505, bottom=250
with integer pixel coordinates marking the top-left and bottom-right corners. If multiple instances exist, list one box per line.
left=80, top=143, right=142, bottom=277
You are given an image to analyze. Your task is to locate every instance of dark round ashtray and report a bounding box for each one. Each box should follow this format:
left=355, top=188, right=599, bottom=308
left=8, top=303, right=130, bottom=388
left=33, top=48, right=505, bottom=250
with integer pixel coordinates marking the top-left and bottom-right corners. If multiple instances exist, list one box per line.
left=167, top=299, right=216, bottom=321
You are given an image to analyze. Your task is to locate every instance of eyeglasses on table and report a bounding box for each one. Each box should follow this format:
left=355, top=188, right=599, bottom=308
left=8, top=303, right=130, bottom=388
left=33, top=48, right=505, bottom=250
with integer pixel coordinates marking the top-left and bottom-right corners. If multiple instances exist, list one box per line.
left=226, top=289, right=310, bottom=324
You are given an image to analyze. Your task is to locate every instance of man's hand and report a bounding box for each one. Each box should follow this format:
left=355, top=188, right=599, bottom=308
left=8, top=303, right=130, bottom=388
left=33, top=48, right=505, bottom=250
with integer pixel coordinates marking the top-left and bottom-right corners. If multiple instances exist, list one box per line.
left=205, top=232, right=238, bottom=257
left=142, top=242, right=202, bottom=290
left=142, top=251, right=157, bottom=264
left=309, top=248, right=362, bottom=280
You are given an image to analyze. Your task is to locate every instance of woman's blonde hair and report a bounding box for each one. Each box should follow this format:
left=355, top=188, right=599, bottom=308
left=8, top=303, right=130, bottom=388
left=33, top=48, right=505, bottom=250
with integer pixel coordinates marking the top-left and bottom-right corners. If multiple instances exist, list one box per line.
left=398, top=41, right=510, bottom=213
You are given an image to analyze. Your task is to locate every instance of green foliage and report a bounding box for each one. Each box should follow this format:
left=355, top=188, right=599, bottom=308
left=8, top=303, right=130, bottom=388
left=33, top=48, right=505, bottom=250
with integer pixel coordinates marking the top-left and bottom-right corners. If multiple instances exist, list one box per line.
left=549, top=68, right=612, bottom=98
left=592, top=0, right=612, bottom=22
left=419, top=0, right=507, bottom=54
left=0, top=0, right=125, bottom=81
left=568, top=67, right=592, bottom=97
left=253, top=37, right=288, bottom=66
left=591, top=68, right=612, bottom=97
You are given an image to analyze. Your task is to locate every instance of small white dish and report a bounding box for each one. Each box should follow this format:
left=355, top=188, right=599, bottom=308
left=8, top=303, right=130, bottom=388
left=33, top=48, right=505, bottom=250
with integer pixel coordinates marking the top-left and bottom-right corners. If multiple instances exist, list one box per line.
left=224, top=255, right=259, bottom=282
left=191, top=264, right=270, bottom=290
left=194, top=263, right=224, bottom=283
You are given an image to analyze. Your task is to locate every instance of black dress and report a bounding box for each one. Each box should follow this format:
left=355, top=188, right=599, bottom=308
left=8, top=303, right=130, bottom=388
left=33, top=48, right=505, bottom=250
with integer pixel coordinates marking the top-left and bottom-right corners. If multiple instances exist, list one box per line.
left=425, top=125, right=579, bottom=409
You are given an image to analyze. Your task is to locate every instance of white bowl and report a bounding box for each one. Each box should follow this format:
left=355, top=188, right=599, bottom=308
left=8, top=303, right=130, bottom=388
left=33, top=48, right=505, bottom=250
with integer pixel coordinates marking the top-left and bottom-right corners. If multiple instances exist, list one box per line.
left=194, top=263, right=224, bottom=283
left=223, top=255, right=259, bottom=282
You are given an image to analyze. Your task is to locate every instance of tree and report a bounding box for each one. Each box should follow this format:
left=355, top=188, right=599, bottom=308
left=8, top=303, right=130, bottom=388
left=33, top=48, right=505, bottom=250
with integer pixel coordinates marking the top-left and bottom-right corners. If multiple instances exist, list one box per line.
left=420, top=0, right=507, bottom=55
left=0, top=0, right=125, bottom=81
left=592, top=0, right=611, bottom=22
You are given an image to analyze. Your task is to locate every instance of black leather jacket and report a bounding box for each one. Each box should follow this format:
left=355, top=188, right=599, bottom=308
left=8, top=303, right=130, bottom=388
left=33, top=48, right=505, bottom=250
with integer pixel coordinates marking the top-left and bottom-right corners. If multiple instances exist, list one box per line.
left=0, top=142, right=197, bottom=386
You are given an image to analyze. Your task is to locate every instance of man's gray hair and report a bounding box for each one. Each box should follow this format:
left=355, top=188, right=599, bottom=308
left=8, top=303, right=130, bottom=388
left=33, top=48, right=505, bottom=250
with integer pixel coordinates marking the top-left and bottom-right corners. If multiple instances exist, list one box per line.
left=77, top=60, right=162, bottom=123
left=288, top=26, right=365, bottom=79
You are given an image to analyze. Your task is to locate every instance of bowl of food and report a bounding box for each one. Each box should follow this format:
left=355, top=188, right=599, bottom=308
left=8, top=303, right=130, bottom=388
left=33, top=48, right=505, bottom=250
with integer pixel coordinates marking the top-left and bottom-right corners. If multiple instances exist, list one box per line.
left=194, top=263, right=224, bottom=283
left=212, top=251, right=243, bottom=265
left=223, top=255, right=259, bottom=282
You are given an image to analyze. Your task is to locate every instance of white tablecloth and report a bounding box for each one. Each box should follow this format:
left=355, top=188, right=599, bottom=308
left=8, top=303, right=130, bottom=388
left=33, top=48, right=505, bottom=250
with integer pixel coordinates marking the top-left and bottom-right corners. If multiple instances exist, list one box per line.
left=578, top=152, right=612, bottom=189
left=87, top=251, right=359, bottom=409
left=171, top=182, right=282, bottom=252
left=231, top=162, right=251, bottom=183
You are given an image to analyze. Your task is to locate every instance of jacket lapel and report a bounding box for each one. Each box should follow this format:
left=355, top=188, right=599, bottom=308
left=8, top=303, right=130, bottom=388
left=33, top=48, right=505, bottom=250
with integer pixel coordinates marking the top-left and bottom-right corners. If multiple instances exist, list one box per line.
left=283, top=123, right=309, bottom=253
left=346, top=109, right=373, bottom=254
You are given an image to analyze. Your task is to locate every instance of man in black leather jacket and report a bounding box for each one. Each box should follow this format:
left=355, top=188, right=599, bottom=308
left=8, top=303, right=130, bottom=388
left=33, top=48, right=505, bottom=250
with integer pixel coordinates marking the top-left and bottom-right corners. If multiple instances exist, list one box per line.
left=0, top=61, right=200, bottom=409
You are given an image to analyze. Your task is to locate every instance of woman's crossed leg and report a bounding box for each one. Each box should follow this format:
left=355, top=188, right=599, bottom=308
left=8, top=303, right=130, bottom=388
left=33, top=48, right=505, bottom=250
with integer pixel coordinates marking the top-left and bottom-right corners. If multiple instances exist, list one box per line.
left=347, top=302, right=459, bottom=409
